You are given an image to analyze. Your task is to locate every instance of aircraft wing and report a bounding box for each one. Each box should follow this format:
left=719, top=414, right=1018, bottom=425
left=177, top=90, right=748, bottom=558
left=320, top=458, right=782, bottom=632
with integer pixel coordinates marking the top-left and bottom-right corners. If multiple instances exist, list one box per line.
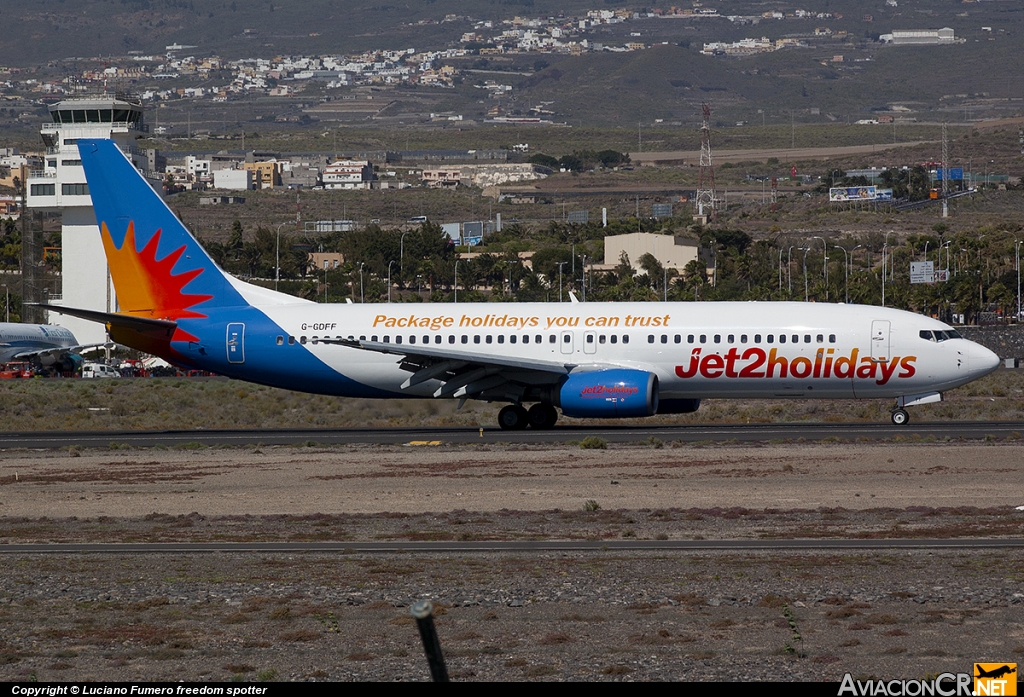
left=11, top=343, right=107, bottom=361
left=325, top=337, right=583, bottom=401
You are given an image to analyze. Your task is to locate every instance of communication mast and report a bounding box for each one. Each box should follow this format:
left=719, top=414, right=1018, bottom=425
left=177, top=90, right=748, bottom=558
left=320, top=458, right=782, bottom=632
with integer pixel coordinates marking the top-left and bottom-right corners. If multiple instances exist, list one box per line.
left=696, top=102, right=716, bottom=217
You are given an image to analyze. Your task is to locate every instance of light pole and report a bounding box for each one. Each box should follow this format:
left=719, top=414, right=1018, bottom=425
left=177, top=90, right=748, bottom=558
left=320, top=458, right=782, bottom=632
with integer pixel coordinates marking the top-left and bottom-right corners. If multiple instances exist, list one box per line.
left=787, top=245, right=796, bottom=294
left=399, top=230, right=410, bottom=282
left=802, top=247, right=810, bottom=302
left=813, top=236, right=826, bottom=301
left=581, top=254, right=588, bottom=302
left=1011, top=239, right=1019, bottom=321
left=555, top=261, right=566, bottom=302
left=1, top=284, right=7, bottom=322
left=358, top=262, right=364, bottom=303
left=387, top=260, right=395, bottom=303
left=778, top=247, right=784, bottom=292
left=454, top=259, right=461, bottom=303
left=275, top=222, right=289, bottom=291
left=834, top=246, right=849, bottom=304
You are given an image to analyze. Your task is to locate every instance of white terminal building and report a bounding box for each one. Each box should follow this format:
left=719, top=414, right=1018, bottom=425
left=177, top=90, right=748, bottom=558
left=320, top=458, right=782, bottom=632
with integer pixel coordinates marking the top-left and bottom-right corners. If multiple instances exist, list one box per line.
left=26, top=95, right=163, bottom=344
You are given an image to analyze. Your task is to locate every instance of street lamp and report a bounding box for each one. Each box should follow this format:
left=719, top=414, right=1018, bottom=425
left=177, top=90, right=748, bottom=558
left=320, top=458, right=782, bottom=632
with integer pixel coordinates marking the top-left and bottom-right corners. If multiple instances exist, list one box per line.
left=812, top=236, right=827, bottom=301
left=387, top=260, right=395, bottom=303
left=802, top=247, right=810, bottom=302
left=454, top=259, right=461, bottom=303
left=399, top=230, right=410, bottom=281
left=275, top=222, right=289, bottom=291
left=581, top=254, right=588, bottom=302
left=555, top=261, right=567, bottom=302
left=1, top=284, right=7, bottom=322
left=359, top=262, right=364, bottom=303
left=834, top=246, right=849, bottom=304
left=787, top=245, right=796, bottom=294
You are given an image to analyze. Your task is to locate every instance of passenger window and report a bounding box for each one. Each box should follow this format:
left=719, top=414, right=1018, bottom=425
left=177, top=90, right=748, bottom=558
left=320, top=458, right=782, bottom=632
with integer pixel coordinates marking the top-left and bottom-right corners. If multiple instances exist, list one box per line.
left=829, top=334, right=836, bottom=343
left=610, top=335, right=618, bottom=344
left=563, top=334, right=571, bottom=343
left=509, top=335, right=516, bottom=344
left=661, top=335, right=668, bottom=344
left=714, top=334, right=721, bottom=343
left=276, top=336, right=283, bottom=345
left=700, top=334, right=707, bottom=343
left=728, top=334, right=734, bottom=343
left=486, top=335, right=492, bottom=344
left=474, top=335, right=481, bottom=344
left=687, top=334, right=694, bottom=343
left=648, top=335, right=655, bottom=344
left=623, top=335, right=629, bottom=344
left=359, top=336, right=365, bottom=341
left=599, top=335, right=606, bottom=344
left=740, top=334, right=747, bottom=343
left=300, top=336, right=307, bottom=344
left=817, top=334, right=823, bottom=343
left=779, top=334, right=787, bottom=344
left=804, top=335, right=811, bottom=343
left=370, top=335, right=378, bottom=342
left=792, top=335, right=798, bottom=344
left=767, top=335, right=774, bottom=344
left=754, top=334, right=761, bottom=342
left=408, top=336, right=415, bottom=344
left=522, top=335, right=529, bottom=344
left=396, top=336, right=403, bottom=344
left=586, top=334, right=594, bottom=344
left=382, top=336, right=389, bottom=343
left=435, top=336, right=441, bottom=344
left=461, top=335, right=468, bottom=344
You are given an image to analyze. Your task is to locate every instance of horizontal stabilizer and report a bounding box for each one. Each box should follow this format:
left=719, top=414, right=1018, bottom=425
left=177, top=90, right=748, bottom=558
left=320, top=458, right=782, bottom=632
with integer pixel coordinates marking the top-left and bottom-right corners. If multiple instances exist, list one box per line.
left=37, top=304, right=177, bottom=337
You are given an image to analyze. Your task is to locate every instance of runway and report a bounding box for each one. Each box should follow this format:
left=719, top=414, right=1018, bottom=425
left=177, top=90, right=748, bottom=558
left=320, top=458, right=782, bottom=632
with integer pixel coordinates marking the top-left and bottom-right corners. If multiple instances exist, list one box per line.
left=1, top=420, right=1022, bottom=449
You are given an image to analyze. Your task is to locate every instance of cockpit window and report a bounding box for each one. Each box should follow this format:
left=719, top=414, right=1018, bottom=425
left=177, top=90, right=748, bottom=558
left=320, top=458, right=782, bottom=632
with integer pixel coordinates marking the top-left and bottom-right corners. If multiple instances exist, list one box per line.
left=920, top=329, right=962, bottom=342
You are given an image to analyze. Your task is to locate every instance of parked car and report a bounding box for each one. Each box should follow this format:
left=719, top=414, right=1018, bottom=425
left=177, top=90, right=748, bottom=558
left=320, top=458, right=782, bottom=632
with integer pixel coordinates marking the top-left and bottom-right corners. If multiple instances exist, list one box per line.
left=81, top=362, right=121, bottom=379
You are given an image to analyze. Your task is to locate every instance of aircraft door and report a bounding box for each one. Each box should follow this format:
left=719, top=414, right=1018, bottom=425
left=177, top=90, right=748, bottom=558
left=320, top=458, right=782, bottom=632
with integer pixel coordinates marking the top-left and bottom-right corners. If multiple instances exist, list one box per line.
left=583, top=331, right=597, bottom=355
left=560, top=330, right=574, bottom=355
left=870, top=320, right=890, bottom=361
left=227, top=323, right=245, bottom=364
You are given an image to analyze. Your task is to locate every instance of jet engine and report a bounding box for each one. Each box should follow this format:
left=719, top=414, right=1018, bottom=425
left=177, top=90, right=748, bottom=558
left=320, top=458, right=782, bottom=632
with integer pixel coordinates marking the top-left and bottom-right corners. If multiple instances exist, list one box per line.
left=556, top=369, right=659, bottom=418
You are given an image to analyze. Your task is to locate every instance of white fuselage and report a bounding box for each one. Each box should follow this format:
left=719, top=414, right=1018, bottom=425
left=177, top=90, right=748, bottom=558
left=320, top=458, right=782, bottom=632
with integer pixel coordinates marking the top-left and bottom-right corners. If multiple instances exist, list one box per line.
left=0, top=323, right=79, bottom=364
left=241, top=300, right=998, bottom=401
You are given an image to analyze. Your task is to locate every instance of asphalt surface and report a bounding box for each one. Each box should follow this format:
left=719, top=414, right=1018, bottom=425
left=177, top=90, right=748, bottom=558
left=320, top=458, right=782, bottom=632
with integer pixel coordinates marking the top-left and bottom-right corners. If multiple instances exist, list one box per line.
left=1, top=420, right=1022, bottom=449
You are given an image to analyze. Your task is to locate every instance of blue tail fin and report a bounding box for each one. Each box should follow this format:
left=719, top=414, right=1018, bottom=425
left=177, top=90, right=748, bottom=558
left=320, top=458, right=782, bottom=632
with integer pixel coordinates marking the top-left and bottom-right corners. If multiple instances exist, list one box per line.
left=78, top=138, right=245, bottom=319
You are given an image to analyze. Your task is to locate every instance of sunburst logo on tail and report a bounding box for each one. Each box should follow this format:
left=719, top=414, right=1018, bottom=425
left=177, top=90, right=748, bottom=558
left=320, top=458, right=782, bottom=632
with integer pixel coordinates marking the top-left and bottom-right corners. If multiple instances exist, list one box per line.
left=101, top=221, right=213, bottom=320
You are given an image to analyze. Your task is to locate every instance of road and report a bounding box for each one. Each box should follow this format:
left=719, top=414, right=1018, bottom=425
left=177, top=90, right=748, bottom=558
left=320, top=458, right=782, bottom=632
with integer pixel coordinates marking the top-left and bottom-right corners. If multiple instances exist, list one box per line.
left=1, top=420, right=1021, bottom=449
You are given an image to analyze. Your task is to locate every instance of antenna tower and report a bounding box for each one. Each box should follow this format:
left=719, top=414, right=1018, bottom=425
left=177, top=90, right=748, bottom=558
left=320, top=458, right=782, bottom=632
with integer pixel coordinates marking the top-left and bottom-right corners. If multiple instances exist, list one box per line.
left=696, top=102, right=716, bottom=216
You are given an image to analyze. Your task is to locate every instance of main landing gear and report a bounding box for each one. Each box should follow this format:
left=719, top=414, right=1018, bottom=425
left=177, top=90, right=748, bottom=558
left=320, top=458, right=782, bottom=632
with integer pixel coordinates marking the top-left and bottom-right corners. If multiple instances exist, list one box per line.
left=890, top=408, right=910, bottom=426
left=498, top=404, right=558, bottom=431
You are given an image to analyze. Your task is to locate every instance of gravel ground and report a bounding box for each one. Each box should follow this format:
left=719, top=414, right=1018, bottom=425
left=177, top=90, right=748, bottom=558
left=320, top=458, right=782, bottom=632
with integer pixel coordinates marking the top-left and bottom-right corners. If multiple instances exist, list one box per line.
left=1, top=441, right=1022, bottom=682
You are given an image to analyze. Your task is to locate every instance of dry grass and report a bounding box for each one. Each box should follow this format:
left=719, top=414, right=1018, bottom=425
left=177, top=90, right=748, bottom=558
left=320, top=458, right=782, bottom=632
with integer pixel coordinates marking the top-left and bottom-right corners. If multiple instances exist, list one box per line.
left=1, top=367, right=1021, bottom=432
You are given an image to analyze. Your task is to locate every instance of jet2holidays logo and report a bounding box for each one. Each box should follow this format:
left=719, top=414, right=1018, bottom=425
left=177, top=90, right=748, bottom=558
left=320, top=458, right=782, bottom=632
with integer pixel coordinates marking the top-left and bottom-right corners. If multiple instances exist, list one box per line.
left=837, top=663, right=1017, bottom=696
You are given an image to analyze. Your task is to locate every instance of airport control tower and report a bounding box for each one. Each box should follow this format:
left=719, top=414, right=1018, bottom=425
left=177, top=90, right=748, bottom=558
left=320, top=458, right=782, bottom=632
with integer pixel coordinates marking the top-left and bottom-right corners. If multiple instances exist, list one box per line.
left=25, top=93, right=163, bottom=344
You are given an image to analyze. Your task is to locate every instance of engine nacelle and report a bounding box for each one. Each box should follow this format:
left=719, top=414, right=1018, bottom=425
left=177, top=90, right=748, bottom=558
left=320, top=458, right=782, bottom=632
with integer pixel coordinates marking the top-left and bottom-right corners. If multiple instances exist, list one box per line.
left=557, top=369, right=659, bottom=418
left=658, top=398, right=701, bottom=414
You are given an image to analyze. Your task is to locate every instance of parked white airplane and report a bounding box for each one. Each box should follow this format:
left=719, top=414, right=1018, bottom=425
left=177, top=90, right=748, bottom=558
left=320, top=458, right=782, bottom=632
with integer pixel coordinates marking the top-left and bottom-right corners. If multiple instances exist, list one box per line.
left=0, top=322, right=95, bottom=372
left=45, top=139, right=1002, bottom=429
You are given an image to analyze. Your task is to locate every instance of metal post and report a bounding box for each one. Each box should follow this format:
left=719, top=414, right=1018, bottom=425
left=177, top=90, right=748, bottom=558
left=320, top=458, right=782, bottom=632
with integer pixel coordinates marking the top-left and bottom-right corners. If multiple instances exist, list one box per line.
left=410, top=600, right=449, bottom=683
left=454, top=260, right=460, bottom=303
left=1, top=284, right=7, bottom=322
left=275, top=222, right=288, bottom=292
left=400, top=230, right=410, bottom=281
left=387, top=260, right=395, bottom=303
left=835, top=246, right=849, bottom=304
left=803, top=247, right=810, bottom=302
left=556, top=261, right=566, bottom=303
left=359, top=262, right=364, bottom=303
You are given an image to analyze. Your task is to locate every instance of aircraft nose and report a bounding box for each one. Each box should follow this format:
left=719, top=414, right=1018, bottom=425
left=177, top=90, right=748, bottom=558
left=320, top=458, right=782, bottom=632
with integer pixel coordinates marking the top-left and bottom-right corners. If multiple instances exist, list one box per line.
left=968, top=341, right=1000, bottom=376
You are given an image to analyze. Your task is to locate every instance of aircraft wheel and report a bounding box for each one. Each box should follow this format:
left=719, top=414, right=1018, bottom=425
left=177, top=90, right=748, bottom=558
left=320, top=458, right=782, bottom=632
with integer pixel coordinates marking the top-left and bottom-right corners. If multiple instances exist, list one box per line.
left=498, top=405, right=529, bottom=431
left=528, top=403, right=558, bottom=429
left=891, top=408, right=910, bottom=426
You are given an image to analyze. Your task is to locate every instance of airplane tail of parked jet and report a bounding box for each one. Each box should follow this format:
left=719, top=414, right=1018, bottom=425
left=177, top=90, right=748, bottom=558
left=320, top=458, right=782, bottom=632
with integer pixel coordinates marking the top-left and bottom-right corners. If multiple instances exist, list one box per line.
left=45, top=138, right=1002, bottom=429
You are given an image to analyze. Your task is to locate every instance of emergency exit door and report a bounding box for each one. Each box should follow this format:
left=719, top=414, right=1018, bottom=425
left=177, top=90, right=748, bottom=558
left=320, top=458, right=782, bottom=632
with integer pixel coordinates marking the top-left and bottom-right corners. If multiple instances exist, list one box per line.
left=227, top=323, right=245, bottom=364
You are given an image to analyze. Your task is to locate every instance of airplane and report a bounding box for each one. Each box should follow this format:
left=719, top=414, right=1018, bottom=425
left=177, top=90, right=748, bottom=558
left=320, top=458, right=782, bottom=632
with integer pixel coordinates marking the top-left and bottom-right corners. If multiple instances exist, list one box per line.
left=0, top=322, right=98, bottom=374
left=43, top=138, right=1002, bottom=430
